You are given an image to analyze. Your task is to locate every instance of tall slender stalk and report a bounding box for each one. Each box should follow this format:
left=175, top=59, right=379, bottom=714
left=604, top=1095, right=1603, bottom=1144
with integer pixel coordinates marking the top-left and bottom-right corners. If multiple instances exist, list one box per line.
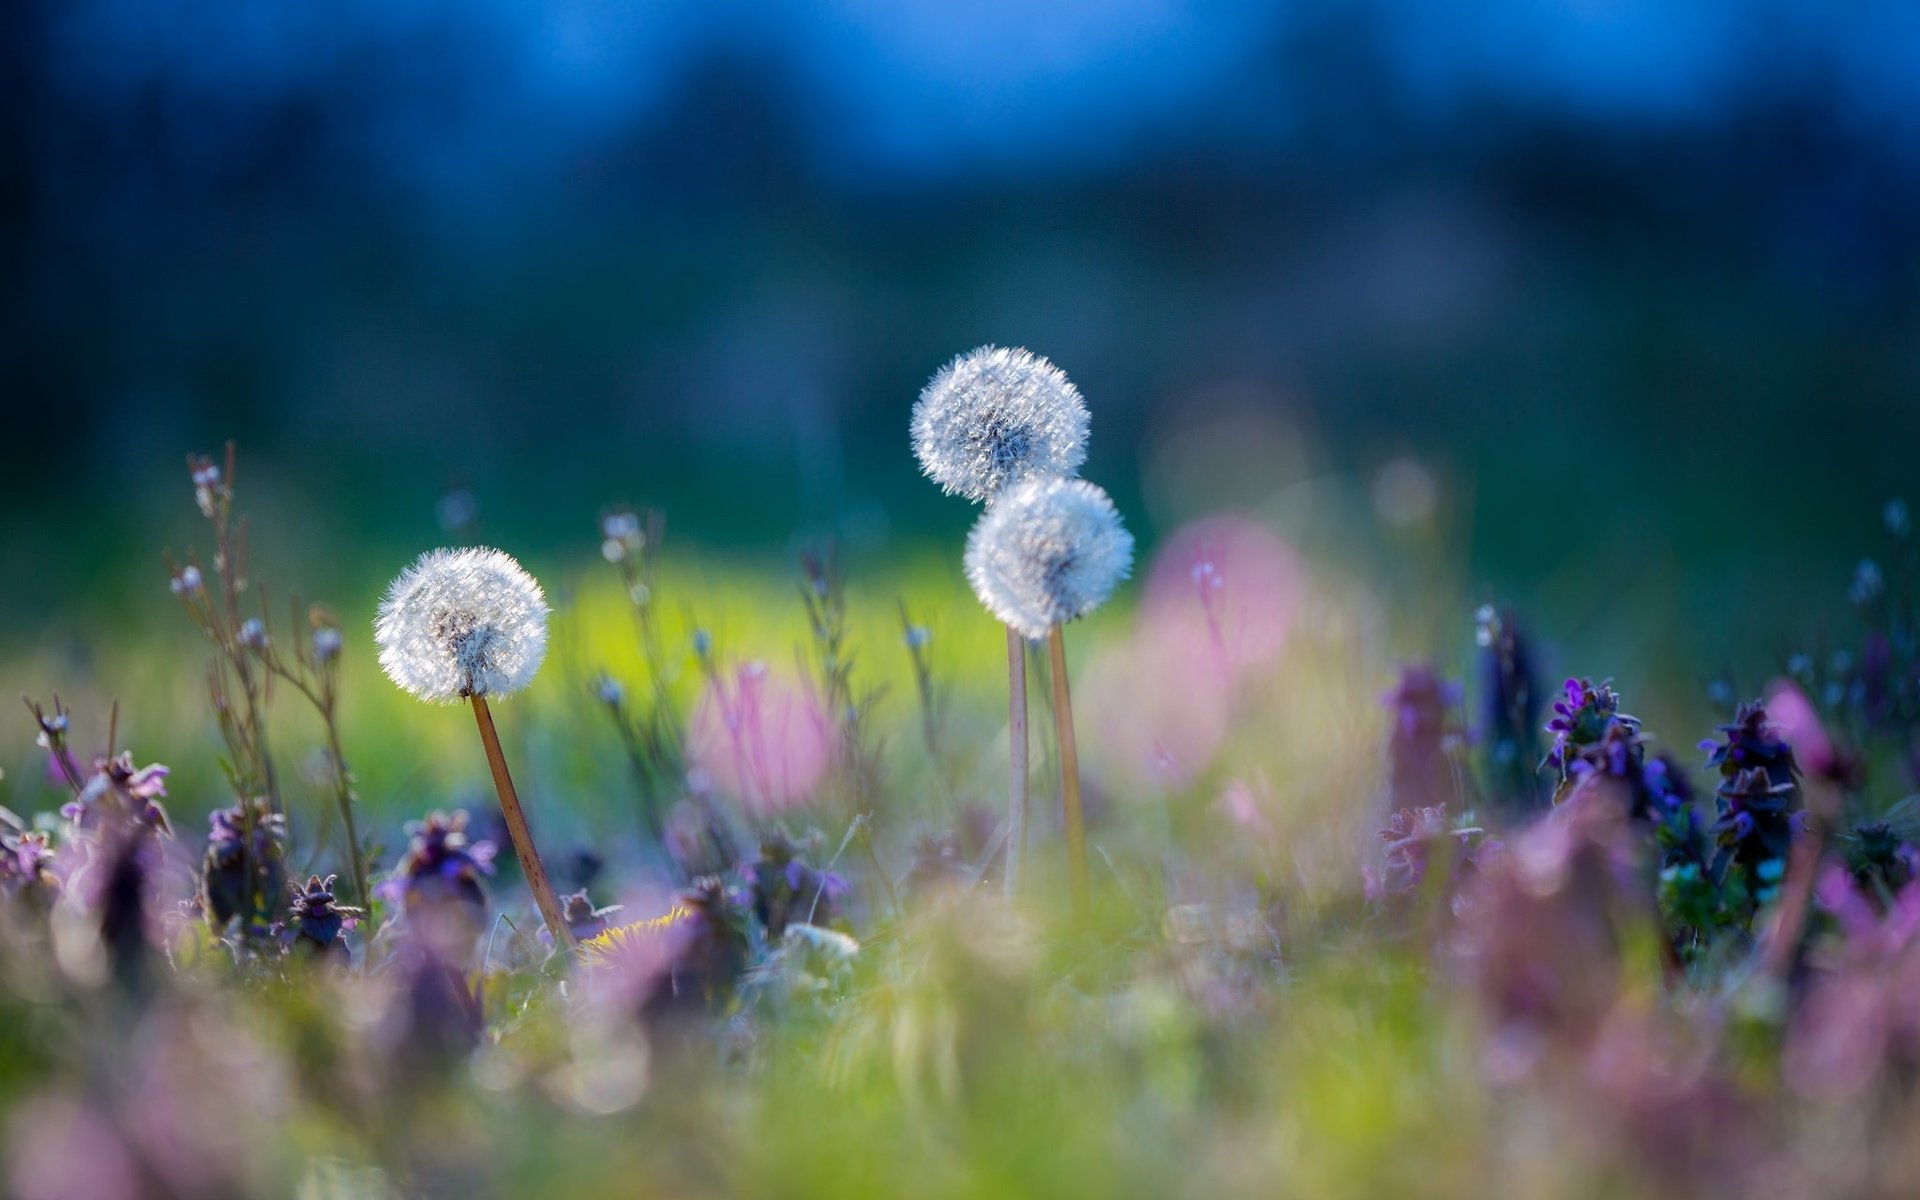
left=320, top=715, right=371, bottom=918
left=250, top=599, right=371, bottom=920
left=1005, top=625, right=1029, bottom=901
left=1047, top=625, right=1088, bottom=916
left=470, top=696, right=574, bottom=951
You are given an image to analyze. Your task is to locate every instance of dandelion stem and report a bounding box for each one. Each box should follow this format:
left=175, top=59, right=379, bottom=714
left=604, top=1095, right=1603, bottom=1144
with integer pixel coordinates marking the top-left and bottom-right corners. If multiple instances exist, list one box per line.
left=1047, top=625, right=1088, bottom=916
left=1005, top=624, right=1029, bottom=901
left=469, top=695, right=575, bottom=951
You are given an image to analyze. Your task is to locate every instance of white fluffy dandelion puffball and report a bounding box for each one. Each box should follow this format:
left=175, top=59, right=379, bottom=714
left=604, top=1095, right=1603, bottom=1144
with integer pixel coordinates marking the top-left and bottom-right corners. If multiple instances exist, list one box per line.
left=965, top=477, right=1134, bottom=640
left=912, top=345, right=1090, bottom=504
left=375, top=547, right=550, bottom=703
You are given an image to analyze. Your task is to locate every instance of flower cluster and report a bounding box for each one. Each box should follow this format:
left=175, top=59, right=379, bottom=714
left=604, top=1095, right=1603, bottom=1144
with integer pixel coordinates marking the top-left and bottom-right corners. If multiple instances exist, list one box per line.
left=200, top=798, right=288, bottom=934
left=61, top=752, right=173, bottom=840
left=742, top=834, right=850, bottom=940
left=1543, top=678, right=1638, bottom=789
left=1845, top=820, right=1920, bottom=901
left=1366, top=803, right=1484, bottom=903
left=282, top=874, right=362, bottom=962
left=1381, top=665, right=1464, bottom=815
left=383, top=809, right=496, bottom=955
left=560, top=890, right=623, bottom=943
left=0, top=810, right=57, bottom=904
left=1699, top=700, right=1801, bottom=919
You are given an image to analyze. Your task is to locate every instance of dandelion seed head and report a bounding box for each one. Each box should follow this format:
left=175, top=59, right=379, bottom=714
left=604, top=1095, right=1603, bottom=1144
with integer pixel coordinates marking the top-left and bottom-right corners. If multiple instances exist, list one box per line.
left=374, top=547, right=549, bottom=703
left=964, top=476, right=1133, bottom=640
left=912, top=345, right=1090, bottom=503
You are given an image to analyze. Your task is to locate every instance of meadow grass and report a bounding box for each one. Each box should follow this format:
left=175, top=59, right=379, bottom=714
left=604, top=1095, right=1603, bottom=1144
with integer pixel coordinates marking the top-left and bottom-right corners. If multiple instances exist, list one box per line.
left=3, top=456, right=1918, bottom=1199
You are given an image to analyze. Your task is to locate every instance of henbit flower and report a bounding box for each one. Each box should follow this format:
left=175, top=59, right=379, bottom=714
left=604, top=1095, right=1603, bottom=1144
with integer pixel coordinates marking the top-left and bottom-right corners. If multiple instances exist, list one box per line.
left=964, top=476, right=1134, bottom=640
left=912, top=345, right=1090, bottom=503
left=1458, top=796, right=1654, bottom=1077
left=374, top=547, right=550, bottom=703
left=200, top=798, right=288, bottom=933
left=1711, top=767, right=1799, bottom=889
left=0, top=810, right=58, bottom=903
left=1700, top=699, right=1800, bottom=790
left=380, top=809, right=497, bottom=960
left=1784, top=866, right=1920, bottom=1098
left=1366, top=803, right=1484, bottom=901
left=385, top=809, right=496, bottom=915
left=62, top=753, right=173, bottom=840
left=1382, top=665, right=1464, bottom=815
left=1845, top=821, right=1920, bottom=901
left=742, top=834, right=850, bottom=939
left=560, top=890, right=623, bottom=943
left=283, top=874, right=362, bottom=963
left=1545, top=678, right=1639, bottom=778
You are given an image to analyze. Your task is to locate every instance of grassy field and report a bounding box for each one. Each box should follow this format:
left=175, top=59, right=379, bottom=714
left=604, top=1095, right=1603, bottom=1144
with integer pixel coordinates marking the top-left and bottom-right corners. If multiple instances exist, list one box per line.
left=2, top=455, right=1917, bottom=1200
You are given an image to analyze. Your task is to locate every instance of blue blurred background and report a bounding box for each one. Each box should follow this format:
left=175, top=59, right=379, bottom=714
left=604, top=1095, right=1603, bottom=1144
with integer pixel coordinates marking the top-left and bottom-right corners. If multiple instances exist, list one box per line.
left=4, top=0, right=1918, bottom=666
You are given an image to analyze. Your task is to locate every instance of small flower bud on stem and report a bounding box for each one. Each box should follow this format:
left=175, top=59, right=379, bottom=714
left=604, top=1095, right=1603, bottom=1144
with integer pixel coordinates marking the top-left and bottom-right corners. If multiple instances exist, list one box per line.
left=470, top=695, right=575, bottom=951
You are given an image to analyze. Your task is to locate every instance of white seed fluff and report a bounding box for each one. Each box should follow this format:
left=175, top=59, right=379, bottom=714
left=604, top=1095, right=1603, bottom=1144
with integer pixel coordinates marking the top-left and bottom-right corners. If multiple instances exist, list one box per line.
left=912, top=345, right=1090, bottom=504
left=375, top=547, right=550, bottom=703
left=965, top=477, right=1134, bottom=640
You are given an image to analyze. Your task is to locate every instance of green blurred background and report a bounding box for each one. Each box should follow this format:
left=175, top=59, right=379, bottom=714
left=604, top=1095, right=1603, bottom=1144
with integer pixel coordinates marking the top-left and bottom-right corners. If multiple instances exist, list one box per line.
left=4, top=0, right=1918, bottom=828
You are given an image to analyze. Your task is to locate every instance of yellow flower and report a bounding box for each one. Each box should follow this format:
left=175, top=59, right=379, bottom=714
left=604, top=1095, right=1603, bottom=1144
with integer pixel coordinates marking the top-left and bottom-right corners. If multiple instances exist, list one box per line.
left=578, top=906, right=692, bottom=969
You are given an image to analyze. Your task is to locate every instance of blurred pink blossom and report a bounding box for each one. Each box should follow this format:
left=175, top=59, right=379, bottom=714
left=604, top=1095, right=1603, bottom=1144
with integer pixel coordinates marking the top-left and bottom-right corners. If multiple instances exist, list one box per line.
left=5, top=1096, right=141, bottom=1200
left=1085, top=514, right=1303, bottom=789
left=1763, top=678, right=1839, bottom=780
left=1140, top=514, right=1302, bottom=684
left=1216, top=775, right=1275, bottom=839
left=1785, top=867, right=1920, bottom=1097
left=688, top=663, right=831, bottom=817
left=1082, top=631, right=1235, bottom=789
